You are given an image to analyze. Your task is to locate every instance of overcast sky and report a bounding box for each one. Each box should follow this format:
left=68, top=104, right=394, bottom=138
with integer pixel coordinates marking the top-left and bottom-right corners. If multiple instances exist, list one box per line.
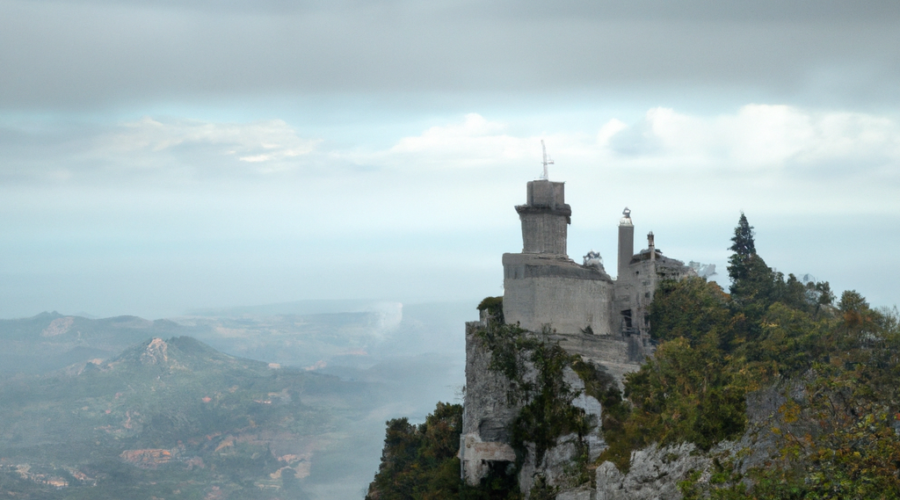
left=1, top=0, right=899, bottom=319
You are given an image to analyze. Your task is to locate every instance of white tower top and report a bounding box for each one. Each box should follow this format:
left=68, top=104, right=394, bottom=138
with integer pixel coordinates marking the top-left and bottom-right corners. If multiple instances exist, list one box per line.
left=619, top=207, right=633, bottom=226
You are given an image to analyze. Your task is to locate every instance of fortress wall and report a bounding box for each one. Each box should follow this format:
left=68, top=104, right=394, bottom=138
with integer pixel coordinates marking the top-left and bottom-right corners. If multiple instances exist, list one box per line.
left=527, top=179, right=565, bottom=206
left=503, top=253, right=614, bottom=336
left=546, top=333, right=635, bottom=365
left=504, top=275, right=613, bottom=335
left=614, top=257, right=695, bottom=336
left=547, top=333, right=644, bottom=387
left=617, top=223, right=635, bottom=278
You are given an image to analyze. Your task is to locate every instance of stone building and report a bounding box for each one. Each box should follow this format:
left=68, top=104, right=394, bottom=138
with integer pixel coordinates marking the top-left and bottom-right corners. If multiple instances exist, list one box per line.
left=461, top=176, right=695, bottom=488
left=502, top=179, right=615, bottom=337
left=503, top=178, right=694, bottom=346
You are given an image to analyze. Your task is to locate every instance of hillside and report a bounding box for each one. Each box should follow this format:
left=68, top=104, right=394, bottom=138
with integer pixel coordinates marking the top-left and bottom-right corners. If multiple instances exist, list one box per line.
left=0, top=302, right=474, bottom=499
left=0, top=313, right=202, bottom=375
left=0, top=336, right=379, bottom=499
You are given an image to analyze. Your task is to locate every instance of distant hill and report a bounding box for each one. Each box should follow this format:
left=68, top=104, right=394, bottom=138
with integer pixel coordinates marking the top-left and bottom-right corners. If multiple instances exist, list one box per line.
left=0, top=312, right=205, bottom=374
left=0, top=336, right=379, bottom=499
left=0, top=302, right=475, bottom=498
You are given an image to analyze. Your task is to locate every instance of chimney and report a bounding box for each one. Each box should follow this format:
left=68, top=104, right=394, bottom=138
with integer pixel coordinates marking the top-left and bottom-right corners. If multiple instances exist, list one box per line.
left=617, top=208, right=634, bottom=278
left=648, top=231, right=655, bottom=262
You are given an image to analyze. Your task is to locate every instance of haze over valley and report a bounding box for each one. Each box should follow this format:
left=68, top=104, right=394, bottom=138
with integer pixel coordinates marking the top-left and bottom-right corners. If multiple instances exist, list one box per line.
left=0, top=301, right=473, bottom=498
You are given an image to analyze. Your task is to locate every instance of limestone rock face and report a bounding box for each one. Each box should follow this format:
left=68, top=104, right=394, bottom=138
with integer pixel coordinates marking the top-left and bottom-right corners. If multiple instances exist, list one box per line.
left=462, top=322, right=610, bottom=494
left=556, top=488, right=593, bottom=500
left=461, top=321, right=523, bottom=447
left=461, top=321, right=525, bottom=486
left=517, top=434, right=583, bottom=494
left=594, top=443, right=711, bottom=500
left=140, top=338, right=169, bottom=365
left=460, top=319, right=790, bottom=499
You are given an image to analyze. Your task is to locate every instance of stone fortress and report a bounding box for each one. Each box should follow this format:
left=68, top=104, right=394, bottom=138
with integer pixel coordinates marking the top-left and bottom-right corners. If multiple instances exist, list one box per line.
left=502, top=177, right=695, bottom=374
left=460, top=175, right=697, bottom=489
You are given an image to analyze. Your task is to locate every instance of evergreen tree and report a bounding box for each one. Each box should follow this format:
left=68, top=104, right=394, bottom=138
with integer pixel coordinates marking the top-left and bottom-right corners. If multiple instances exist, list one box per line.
left=727, top=213, right=774, bottom=307
left=727, top=212, right=756, bottom=284
left=813, top=281, right=834, bottom=319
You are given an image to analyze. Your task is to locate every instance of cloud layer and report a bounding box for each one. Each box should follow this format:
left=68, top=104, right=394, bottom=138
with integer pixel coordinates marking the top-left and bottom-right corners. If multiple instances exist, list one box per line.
left=2, top=0, right=899, bottom=110
left=9, top=105, right=896, bottom=186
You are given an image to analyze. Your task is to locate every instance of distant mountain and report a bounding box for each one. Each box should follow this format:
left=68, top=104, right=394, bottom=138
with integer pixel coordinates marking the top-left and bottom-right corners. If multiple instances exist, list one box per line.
left=0, top=336, right=379, bottom=499
left=0, top=302, right=476, bottom=499
left=178, top=311, right=390, bottom=371
left=0, top=312, right=205, bottom=375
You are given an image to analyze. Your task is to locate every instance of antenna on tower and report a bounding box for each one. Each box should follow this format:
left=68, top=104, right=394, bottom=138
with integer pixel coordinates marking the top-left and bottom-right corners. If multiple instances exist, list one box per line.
left=540, top=140, right=554, bottom=180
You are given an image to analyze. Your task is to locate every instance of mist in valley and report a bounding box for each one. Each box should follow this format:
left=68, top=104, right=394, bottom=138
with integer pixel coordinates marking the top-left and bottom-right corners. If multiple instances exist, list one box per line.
left=0, top=300, right=475, bottom=499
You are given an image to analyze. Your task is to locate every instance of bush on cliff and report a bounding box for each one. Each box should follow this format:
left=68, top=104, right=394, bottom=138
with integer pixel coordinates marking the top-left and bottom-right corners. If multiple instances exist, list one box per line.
left=477, top=296, right=505, bottom=325
left=367, top=402, right=521, bottom=500
left=366, top=403, right=463, bottom=500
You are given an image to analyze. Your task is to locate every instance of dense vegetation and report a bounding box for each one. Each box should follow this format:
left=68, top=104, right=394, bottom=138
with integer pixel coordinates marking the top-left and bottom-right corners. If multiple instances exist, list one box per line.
left=369, top=213, right=900, bottom=499
left=603, top=213, right=900, bottom=499
left=365, top=403, right=520, bottom=500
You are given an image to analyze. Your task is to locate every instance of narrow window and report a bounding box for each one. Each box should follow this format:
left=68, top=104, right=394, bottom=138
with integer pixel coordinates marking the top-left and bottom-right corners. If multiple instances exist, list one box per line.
left=621, top=310, right=633, bottom=329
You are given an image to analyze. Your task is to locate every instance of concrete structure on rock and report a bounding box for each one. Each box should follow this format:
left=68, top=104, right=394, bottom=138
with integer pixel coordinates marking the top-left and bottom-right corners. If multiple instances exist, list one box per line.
left=461, top=175, right=695, bottom=488
left=502, top=179, right=614, bottom=337
left=503, top=178, right=694, bottom=346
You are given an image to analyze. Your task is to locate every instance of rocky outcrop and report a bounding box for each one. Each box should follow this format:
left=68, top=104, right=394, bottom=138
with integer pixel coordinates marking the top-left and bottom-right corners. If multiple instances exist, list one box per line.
left=461, top=321, right=524, bottom=449
left=461, top=321, right=611, bottom=495
left=461, top=317, right=798, bottom=500
left=594, top=443, right=712, bottom=500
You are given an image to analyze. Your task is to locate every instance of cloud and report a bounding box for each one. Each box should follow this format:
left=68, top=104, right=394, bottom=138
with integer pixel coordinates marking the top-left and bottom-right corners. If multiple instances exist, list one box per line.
left=98, top=117, right=320, bottom=170
left=3, top=106, right=898, bottom=187
left=366, top=107, right=900, bottom=185
left=2, top=0, right=899, bottom=111
left=604, top=105, right=900, bottom=175
left=2, top=104, right=900, bottom=318
left=382, top=114, right=537, bottom=169
left=0, top=117, right=322, bottom=182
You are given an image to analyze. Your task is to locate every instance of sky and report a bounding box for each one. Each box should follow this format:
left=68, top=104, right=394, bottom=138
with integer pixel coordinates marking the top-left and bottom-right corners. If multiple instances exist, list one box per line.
left=1, top=0, right=899, bottom=319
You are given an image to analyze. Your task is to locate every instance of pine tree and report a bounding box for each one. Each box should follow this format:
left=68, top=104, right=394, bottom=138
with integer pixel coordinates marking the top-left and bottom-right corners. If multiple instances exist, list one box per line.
left=727, top=212, right=756, bottom=284
left=727, top=213, right=773, bottom=306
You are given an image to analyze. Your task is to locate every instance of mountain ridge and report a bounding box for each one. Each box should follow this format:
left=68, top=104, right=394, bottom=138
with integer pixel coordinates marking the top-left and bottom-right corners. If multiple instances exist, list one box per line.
left=0, top=334, right=378, bottom=499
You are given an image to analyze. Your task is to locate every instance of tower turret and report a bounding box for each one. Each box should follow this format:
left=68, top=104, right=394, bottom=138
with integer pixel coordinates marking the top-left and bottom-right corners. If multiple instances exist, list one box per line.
left=515, top=180, right=570, bottom=256
left=617, top=207, right=634, bottom=278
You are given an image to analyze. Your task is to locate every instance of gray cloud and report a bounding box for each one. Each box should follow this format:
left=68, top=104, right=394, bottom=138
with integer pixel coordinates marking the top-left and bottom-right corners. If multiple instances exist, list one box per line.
left=2, top=0, right=899, bottom=111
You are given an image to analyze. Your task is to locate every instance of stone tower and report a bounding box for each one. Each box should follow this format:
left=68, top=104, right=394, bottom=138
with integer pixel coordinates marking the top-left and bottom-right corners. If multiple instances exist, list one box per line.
left=502, top=178, right=613, bottom=335
left=515, top=180, right=570, bottom=255
left=617, top=207, right=634, bottom=278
